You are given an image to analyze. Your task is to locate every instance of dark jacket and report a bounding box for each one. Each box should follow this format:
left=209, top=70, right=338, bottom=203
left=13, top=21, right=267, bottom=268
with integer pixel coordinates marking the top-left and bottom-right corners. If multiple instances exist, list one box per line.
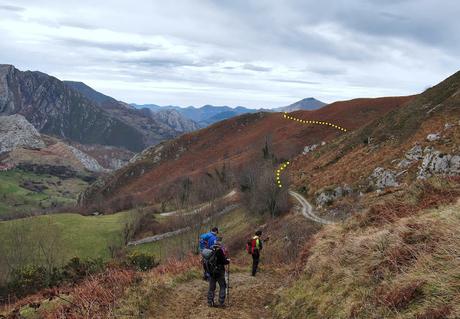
left=212, top=245, right=229, bottom=276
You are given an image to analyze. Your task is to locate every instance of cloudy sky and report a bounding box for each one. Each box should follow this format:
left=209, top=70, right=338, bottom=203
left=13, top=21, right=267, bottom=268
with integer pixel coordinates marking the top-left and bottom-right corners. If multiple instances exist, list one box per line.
left=0, top=0, right=459, bottom=108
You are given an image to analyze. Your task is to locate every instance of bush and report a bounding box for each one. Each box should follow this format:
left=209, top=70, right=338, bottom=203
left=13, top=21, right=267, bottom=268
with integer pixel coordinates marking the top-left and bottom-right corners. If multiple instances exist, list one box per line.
left=4, top=257, right=105, bottom=298
left=126, top=252, right=157, bottom=271
left=61, top=257, right=105, bottom=283
left=8, top=265, right=48, bottom=296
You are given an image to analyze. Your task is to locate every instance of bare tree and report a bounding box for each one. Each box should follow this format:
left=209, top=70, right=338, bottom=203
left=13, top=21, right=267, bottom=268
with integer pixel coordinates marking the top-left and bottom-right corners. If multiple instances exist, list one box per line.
left=239, top=159, right=290, bottom=218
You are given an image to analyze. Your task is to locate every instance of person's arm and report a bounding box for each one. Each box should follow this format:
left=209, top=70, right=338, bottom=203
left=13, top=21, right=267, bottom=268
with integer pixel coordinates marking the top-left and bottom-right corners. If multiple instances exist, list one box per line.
left=218, top=249, right=230, bottom=265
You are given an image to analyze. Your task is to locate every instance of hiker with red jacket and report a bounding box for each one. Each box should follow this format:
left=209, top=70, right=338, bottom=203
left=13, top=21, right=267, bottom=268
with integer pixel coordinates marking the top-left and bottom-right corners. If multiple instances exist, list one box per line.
left=247, top=230, right=263, bottom=276
left=203, top=237, right=230, bottom=307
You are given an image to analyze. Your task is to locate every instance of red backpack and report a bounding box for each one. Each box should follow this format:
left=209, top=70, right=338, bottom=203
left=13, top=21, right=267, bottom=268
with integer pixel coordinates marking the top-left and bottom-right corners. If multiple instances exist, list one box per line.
left=246, top=238, right=257, bottom=254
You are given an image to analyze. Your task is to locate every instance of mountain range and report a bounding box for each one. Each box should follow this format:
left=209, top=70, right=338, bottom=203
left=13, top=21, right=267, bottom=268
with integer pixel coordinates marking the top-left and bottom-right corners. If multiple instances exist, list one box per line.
left=0, top=65, right=199, bottom=152
left=131, top=97, right=326, bottom=127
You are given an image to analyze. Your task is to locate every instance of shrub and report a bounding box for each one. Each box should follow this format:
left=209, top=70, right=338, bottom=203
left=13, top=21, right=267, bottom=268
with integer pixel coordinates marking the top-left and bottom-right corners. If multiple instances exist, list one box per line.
left=61, top=257, right=105, bottom=283
left=4, top=257, right=106, bottom=298
left=126, top=252, right=157, bottom=271
left=8, top=265, right=48, bottom=296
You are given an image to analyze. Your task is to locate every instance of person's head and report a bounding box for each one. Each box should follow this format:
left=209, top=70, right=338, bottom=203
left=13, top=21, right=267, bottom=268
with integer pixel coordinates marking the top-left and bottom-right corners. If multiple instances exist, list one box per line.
left=211, top=227, right=219, bottom=235
left=255, top=230, right=262, bottom=236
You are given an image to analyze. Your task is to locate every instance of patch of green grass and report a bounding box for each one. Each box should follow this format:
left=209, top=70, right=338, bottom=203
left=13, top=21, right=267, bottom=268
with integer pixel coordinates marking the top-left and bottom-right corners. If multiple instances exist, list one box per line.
left=0, top=206, right=259, bottom=273
left=0, top=169, right=88, bottom=218
left=0, top=211, right=130, bottom=261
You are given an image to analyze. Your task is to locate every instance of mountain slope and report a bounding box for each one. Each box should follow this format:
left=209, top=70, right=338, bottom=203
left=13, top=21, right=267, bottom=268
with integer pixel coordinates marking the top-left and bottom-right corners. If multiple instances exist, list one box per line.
left=272, top=71, right=460, bottom=319
left=79, top=95, right=412, bottom=206
left=0, top=65, right=182, bottom=152
left=65, top=81, right=199, bottom=134
left=150, top=109, right=201, bottom=133
left=288, top=70, right=460, bottom=205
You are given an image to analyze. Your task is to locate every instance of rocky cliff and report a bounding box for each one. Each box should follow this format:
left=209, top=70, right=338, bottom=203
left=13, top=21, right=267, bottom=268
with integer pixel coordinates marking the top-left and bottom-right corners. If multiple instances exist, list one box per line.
left=0, top=114, right=45, bottom=153
left=151, top=109, right=200, bottom=133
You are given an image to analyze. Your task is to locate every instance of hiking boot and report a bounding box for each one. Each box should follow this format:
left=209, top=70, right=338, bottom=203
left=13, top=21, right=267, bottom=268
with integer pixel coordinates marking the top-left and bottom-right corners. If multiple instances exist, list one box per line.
left=208, top=301, right=215, bottom=308
left=215, top=303, right=226, bottom=309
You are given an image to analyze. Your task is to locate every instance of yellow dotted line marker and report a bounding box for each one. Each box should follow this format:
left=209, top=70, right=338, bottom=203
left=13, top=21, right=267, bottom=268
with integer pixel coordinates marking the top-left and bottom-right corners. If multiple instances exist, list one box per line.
left=275, top=161, right=290, bottom=188
left=283, top=112, right=347, bottom=132
left=275, top=113, right=348, bottom=188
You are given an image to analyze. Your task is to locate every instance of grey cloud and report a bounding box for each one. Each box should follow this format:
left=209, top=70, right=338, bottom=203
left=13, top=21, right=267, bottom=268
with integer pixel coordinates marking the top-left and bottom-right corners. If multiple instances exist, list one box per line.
left=242, top=64, right=272, bottom=72
left=308, top=66, right=346, bottom=76
left=57, top=38, right=152, bottom=52
left=0, top=4, right=25, bottom=11
left=272, top=79, right=319, bottom=85
left=58, top=20, right=100, bottom=30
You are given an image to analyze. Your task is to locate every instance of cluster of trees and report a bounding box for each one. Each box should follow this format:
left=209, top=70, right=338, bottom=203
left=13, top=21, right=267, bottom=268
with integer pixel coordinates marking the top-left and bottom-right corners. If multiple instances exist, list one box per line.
left=239, top=138, right=291, bottom=218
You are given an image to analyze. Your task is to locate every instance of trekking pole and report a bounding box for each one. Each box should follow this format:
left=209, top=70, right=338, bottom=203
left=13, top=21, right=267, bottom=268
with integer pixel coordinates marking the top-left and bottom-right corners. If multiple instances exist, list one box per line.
left=227, top=262, right=230, bottom=306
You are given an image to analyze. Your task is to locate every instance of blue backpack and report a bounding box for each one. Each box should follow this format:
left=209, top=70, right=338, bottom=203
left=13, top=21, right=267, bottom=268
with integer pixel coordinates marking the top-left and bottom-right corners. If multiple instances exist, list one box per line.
left=199, top=232, right=217, bottom=251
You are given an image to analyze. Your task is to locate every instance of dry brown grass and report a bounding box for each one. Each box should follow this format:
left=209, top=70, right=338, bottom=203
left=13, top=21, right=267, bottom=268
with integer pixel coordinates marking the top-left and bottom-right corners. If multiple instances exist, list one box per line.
left=273, top=197, right=460, bottom=319
left=377, top=280, right=425, bottom=310
left=351, top=179, right=460, bottom=229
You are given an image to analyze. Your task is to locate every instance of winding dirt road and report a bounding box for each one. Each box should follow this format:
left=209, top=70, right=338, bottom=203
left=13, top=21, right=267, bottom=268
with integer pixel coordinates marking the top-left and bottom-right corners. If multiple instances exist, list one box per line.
left=289, top=190, right=335, bottom=224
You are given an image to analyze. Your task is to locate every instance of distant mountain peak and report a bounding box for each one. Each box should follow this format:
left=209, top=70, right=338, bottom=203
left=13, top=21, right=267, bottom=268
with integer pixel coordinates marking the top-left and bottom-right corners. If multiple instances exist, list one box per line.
left=275, top=97, right=326, bottom=112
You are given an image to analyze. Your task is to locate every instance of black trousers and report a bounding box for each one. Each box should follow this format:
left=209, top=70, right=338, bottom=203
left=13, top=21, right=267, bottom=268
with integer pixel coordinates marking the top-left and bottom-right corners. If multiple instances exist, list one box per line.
left=252, top=250, right=260, bottom=276
left=208, top=273, right=226, bottom=305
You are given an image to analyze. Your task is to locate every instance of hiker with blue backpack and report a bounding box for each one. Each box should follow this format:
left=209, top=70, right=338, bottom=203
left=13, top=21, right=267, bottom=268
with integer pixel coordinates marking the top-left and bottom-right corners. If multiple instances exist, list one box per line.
left=199, top=227, right=219, bottom=280
left=201, top=237, right=230, bottom=307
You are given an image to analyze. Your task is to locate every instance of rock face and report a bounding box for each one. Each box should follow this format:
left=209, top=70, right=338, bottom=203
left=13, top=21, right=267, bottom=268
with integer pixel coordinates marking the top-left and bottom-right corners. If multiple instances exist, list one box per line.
left=426, top=133, right=441, bottom=142
left=67, top=145, right=107, bottom=173
left=316, top=185, right=352, bottom=207
left=303, top=144, right=319, bottom=155
left=151, top=110, right=200, bottom=133
left=0, top=114, right=45, bottom=153
left=418, top=148, right=460, bottom=179
left=369, top=167, right=399, bottom=190
left=397, top=144, right=423, bottom=168
left=0, top=65, right=184, bottom=152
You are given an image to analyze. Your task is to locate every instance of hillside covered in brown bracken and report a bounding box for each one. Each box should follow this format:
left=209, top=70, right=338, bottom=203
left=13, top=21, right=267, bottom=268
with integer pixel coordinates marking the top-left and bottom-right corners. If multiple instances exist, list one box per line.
left=80, top=95, right=413, bottom=209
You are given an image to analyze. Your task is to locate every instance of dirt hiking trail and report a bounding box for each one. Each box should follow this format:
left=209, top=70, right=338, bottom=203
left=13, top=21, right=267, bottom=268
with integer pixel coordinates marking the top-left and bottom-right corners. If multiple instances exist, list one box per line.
left=150, top=269, right=285, bottom=319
